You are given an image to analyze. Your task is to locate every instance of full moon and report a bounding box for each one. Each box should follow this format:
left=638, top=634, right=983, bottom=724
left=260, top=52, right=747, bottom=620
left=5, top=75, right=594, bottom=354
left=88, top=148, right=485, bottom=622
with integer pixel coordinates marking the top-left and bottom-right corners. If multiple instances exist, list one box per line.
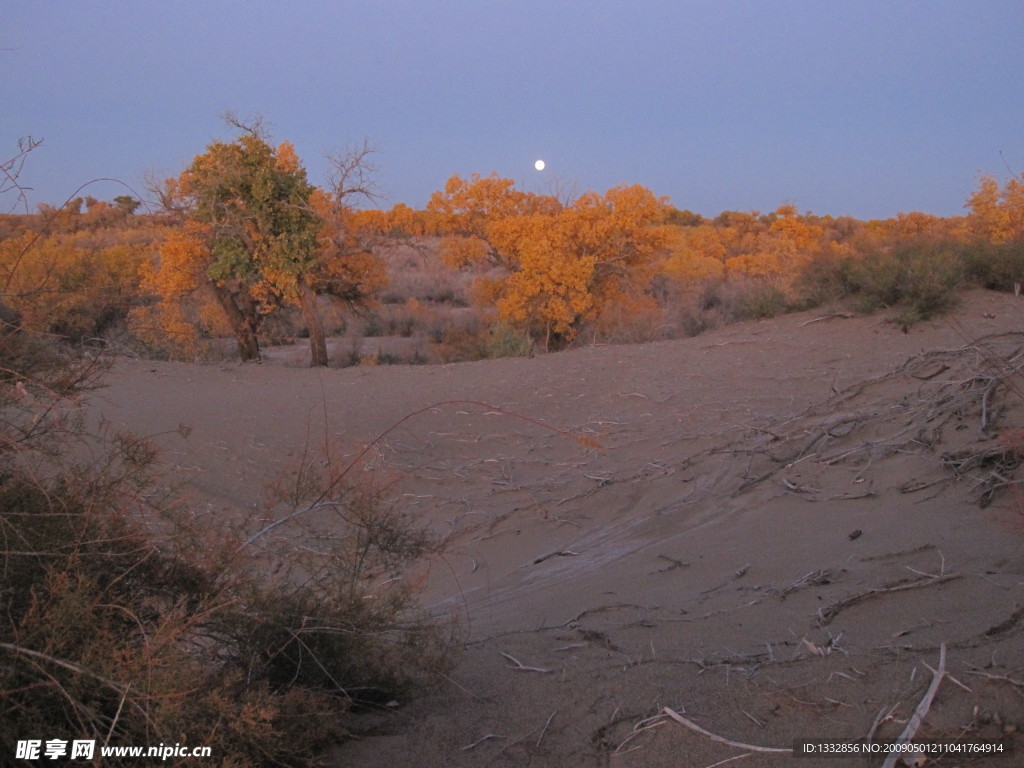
left=534, top=159, right=546, bottom=171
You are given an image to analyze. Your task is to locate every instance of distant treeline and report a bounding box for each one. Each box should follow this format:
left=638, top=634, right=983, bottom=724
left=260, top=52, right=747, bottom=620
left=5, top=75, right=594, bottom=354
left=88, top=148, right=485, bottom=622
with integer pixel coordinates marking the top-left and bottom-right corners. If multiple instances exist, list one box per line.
left=2, top=131, right=1023, bottom=364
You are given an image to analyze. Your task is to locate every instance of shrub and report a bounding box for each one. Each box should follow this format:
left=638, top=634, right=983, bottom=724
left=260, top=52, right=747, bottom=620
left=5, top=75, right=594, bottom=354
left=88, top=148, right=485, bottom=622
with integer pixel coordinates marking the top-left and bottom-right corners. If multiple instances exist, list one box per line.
left=486, top=322, right=533, bottom=358
left=796, top=245, right=962, bottom=325
left=0, top=325, right=450, bottom=766
left=961, top=240, right=1024, bottom=292
left=434, top=323, right=489, bottom=362
left=731, top=281, right=790, bottom=320
left=362, top=312, right=384, bottom=337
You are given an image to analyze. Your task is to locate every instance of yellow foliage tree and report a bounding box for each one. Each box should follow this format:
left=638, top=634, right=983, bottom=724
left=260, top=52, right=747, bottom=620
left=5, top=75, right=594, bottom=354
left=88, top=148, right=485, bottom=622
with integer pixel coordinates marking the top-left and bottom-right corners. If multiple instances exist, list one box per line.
left=427, top=172, right=561, bottom=267
left=144, top=132, right=324, bottom=362
left=488, top=213, right=595, bottom=348
left=456, top=182, right=672, bottom=348
left=139, top=130, right=385, bottom=364
left=308, top=188, right=388, bottom=307
left=968, top=174, right=1024, bottom=243
left=129, top=221, right=222, bottom=359
left=1, top=228, right=153, bottom=342
left=724, top=206, right=823, bottom=281
left=660, top=225, right=727, bottom=304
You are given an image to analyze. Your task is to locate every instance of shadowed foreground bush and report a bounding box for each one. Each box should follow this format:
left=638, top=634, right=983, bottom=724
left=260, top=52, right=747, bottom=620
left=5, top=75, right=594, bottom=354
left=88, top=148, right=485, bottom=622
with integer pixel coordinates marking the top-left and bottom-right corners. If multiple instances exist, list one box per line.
left=0, top=323, right=449, bottom=767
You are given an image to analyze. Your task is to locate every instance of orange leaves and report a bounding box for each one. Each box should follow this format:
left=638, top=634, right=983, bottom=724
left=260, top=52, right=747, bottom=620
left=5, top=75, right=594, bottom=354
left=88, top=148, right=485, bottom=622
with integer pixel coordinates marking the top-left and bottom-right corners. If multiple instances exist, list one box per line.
left=768, top=211, right=822, bottom=252
left=661, top=225, right=726, bottom=284
left=312, top=247, right=387, bottom=303
left=275, top=141, right=301, bottom=174
left=439, top=235, right=492, bottom=269
left=427, top=173, right=560, bottom=241
left=493, top=213, right=596, bottom=341
left=1, top=227, right=154, bottom=340
left=724, top=251, right=784, bottom=279
left=129, top=221, right=216, bottom=359
left=141, top=221, right=211, bottom=298
left=430, top=176, right=671, bottom=347
left=713, top=207, right=825, bottom=281
left=663, top=227, right=729, bottom=290
left=968, top=174, right=1024, bottom=243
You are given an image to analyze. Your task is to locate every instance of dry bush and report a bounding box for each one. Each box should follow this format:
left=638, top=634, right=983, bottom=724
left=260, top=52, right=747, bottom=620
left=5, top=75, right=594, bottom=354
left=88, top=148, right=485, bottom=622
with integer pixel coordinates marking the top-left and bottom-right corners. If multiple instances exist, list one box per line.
left=375, top=238, right=474, bottom=306
left=960, top=240, right=1024, bottom=292
left=796, top=245, right=963, bottom=326
left=433, top=322, right=490, bottom=362
left=578, top=296, right=668, bottom=346
left=0, top=322, right=450, bottom=766
left=661, top=277, right=795, bottom=337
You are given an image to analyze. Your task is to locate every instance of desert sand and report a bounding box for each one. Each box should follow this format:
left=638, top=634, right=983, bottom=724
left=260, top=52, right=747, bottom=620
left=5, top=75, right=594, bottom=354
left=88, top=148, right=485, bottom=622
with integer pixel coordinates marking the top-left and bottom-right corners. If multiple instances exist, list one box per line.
left=92, top=291, right=1024, bottom=767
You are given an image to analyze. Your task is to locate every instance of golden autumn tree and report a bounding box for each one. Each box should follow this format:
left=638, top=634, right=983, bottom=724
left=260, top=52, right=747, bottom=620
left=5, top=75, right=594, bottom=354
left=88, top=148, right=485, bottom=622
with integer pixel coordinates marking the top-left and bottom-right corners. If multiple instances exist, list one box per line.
left=427, top=172, right=561, bottom=268
left=130, top=221, right=221, bottom=358
left=306, top=141, right=388, bottom=342
left=967, top=173, right=1024, bottom=244
left=0, top=228, right=153, bottom=342
left=660, top=224, right=727, bottom=287
left=722, top=206, right=823, bottom=281
left=564, top=184, right=672, bottom=316
left=431, top=175, right=671, bottom=349
left=486, top=212, right=595, bottom=348
left=307, top=188, right=387, bottom=314
left=141, top=129, right=325, bottom=363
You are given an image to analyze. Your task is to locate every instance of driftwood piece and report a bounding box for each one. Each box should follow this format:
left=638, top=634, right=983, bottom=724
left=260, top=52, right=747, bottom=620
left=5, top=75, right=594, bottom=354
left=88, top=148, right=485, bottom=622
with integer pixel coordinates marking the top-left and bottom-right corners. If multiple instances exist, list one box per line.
left=661, top=707, right=791, bottom=754
left=879, top=644, right=946, bottom=768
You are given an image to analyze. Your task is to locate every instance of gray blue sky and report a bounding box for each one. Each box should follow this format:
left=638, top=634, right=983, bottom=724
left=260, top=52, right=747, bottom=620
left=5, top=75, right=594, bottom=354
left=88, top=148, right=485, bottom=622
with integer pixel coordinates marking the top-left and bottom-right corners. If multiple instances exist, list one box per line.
left=5, top=1, right=1023, bottom=219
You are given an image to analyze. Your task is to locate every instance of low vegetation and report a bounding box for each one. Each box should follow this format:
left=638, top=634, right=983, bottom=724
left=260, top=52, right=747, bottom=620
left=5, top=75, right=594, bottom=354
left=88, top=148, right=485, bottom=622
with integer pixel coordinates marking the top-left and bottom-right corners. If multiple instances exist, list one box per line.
left=0, top=289, right=449, bottom=766
left=3, top=133, right=1024, bottom=763
left=4, top=126, right=1024, bottom=366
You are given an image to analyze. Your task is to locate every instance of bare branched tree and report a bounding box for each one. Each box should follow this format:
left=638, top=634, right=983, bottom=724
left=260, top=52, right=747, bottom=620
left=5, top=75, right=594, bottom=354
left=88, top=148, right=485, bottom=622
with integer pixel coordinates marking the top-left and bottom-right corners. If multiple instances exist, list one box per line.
left=220, top=110, right=269, bottom=141
left=324, top=139, right=381, bottom=212
left=1, top=136, right=42, bottom=213
left=545, top=174, right=578, bottom=209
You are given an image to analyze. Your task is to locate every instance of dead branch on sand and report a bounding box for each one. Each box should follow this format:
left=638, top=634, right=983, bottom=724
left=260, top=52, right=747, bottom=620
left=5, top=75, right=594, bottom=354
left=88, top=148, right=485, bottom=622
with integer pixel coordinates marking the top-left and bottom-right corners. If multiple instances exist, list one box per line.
left=798, top=312, right=855, bottom=326
left=726, top=333, right=1024, bottom=508
left=500, top=651, right=552, bottom=673
left=818, top=574, right=961, bottom=625
left=700, top=755, right=754, bottom=768
left=535, top=709, right=557, bottom=746
left=879, top=644, right=946, bottom=768
left=963, top=666, right=1024, bottom=688
left=461, top=733, right=504, bottom=751
left=661, top=706, right=791, bottom=754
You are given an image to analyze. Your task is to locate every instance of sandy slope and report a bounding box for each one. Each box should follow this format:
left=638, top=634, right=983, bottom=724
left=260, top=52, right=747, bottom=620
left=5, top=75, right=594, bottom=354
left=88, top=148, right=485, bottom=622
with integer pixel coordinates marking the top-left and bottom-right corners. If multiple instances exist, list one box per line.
left=94, top=291, right=1024, bottom=767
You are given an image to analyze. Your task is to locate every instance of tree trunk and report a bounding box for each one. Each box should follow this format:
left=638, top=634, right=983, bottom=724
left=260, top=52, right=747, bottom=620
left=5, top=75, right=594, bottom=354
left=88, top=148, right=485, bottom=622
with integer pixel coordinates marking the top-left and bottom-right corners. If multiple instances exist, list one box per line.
left=211, top=283, right=261, bottom=362
left=297, top=276, right=328, bottom=367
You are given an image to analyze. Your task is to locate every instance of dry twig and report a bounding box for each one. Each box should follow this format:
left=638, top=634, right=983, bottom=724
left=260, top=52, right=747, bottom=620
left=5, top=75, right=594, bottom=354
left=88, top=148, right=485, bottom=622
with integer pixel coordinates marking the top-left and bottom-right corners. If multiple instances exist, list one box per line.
left=661, top=707, right=791, bottom=754
left=536, top=710, right=557, bottom=746
left=461, top=733, right=504, bottom=751
left=500, top=651, right=552, bottom=673
left=818, top=574, right=961, bottom=625
left=879, top=644, right=946, bottom=768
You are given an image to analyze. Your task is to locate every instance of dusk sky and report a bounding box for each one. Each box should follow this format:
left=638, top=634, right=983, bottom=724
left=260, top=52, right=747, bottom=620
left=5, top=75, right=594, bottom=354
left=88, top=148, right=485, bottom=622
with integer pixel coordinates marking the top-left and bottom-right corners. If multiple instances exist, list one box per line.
left=5, top=1, right=1023, bottom=219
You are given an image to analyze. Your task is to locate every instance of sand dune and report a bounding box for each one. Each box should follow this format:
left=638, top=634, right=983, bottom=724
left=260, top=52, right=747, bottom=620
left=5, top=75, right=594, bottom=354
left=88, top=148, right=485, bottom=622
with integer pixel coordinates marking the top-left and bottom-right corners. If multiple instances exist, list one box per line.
left=94, top=290, right=1024, bottom=766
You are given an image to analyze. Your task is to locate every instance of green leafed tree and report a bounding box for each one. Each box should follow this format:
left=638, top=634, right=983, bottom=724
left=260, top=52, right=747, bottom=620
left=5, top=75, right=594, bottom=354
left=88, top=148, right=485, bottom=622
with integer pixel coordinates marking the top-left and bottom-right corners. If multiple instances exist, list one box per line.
left=160, top=123, right=327, bottom=364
